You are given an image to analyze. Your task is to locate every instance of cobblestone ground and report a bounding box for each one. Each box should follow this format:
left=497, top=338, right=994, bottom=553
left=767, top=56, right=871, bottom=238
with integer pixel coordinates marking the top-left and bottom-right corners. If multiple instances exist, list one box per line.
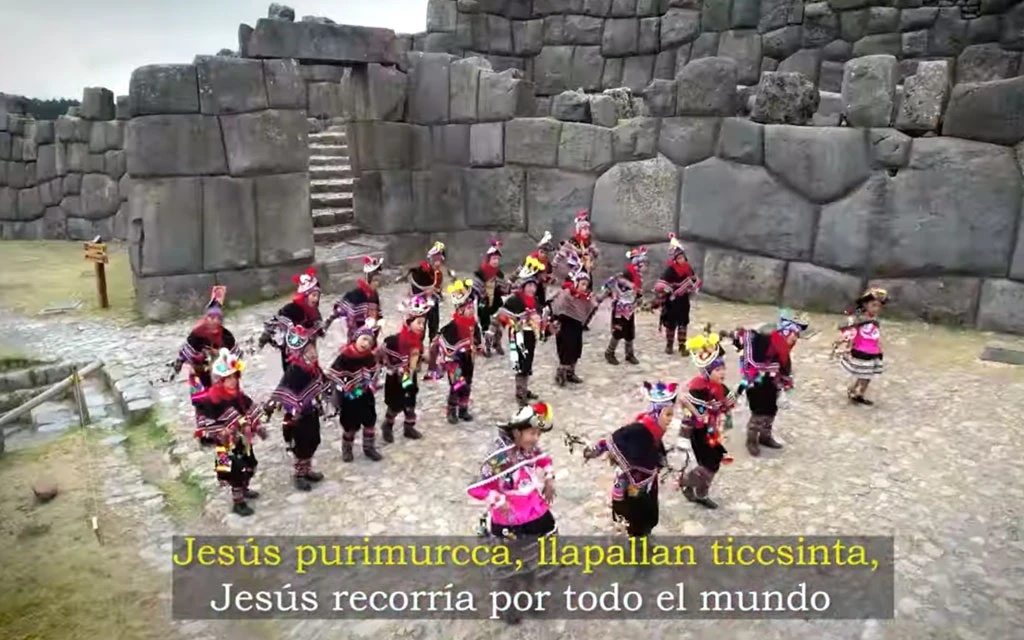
left=3, top=280, right=1024, bottom=640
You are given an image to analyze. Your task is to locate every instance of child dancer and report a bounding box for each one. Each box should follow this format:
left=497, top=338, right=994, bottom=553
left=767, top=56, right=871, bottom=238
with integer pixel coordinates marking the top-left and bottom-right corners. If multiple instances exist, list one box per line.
left=583, top=381, right=676, bottom=538
left=193, top=349, right=265, bottom=517
left=436, top=279, right=478, bottom=424
left=836, top=288, right=888, bottom=405
left=496, top=257, right=546, bottom=406
left=259, top=268, right=325, bottom=371
left=399, top=241, right=452, bottom=343
left=174, top=287, right=244, bottom=445
left=327, top=318, right=384, bottom=462
left=730, top=309, right=809, bottom=457
left=468, top=402, right=557, bottom=625
left=268, top=327, right=327, bottom=491
left=549, top=265, right=596, bottom=386
left=526, top=231, right=557, bottom=312
left=596, top=246, right=647, bottom=365
left=381, top=295, right=434, bottom=441
left=555, top=210, right=600, bottom=279
left=679, top=329, right=735, bottom=509
left=654, top=234, right=701, bottom=356
left=331, top=256, right=384, bottom=343
left=473, top=239, right=511, bottom=357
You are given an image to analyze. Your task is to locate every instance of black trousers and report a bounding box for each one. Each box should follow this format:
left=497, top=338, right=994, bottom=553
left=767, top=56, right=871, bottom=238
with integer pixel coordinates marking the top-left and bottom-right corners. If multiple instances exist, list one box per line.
left=513, top=331, right=536, bottom=376
left=215, top=440, right=257, bottom=488
left=555, top=317, right=584, bottom=365
left=384, top=374, right=418, bottom=412
left=287, top=411, right=322, bottom=460
left=611, top=315, right=636, bottom=341
left=746, top=378, right=780, bottom=417
left=338, top=392, right=377, bottom=431
left=426, top=304, right=440, bottom=340
left=660, top=296, right=691, bottom=331
left=613, top=484, right=659, bottom=537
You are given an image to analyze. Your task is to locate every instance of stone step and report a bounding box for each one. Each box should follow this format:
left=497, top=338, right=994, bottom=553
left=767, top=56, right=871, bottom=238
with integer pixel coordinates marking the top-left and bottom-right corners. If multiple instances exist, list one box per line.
left=309, top=154, right=351, bottom=166
left=310, top=178, right=354, bottom=194
left=308, top=144, right=348, bottom=157
left=309, top=131, right=347, bottom=145
left=314, top=223, right=361, bottom=244
left=309, top=164, right=354, bottom=178
left=311, top=191, right=353, bottom=208
left=312, top=208, right=355, bottom=228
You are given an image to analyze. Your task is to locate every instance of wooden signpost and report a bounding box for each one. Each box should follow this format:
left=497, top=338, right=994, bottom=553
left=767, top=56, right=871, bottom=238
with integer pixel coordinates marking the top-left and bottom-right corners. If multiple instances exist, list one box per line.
left=83, top=236, right=110, bottom=309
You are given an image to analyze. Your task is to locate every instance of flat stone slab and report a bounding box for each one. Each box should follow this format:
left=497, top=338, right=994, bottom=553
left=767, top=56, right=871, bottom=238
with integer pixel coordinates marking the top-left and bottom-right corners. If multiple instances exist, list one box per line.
left=980, top=343, right=1024, bottom=366
left=243, top=19, right=398, bottom=64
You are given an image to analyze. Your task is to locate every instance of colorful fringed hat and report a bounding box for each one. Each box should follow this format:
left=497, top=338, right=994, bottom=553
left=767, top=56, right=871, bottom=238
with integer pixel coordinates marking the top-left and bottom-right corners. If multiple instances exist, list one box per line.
left=285, top=323, right=313, bottom=353
left=855, top=287, right=888, bottom=309
left=427, top=241, right=447, bottom=261
left=448, top=278, right=475, bottom=307
left=777, top=308, right=810, bottom=336
left=399, top=293, right=435, bottom=319
left=205, top=286, right=226, bottom=317
left=485, top=239, right=503, bottom=258
left=569, top=268, right=591, bottom=286
left=351, top=317, right=382, bottom=341
left=626, top=246, right=648, bottom=267
left=362, top=255, right=384, bottom=274
left=667, top=233, right=686, bottom=260
left=517, top=255, right=546, bottom=283
left=685, top=325, right=726, bottom=375
left=536, top=230, right=555, bottom=252
left=574, top=210, right=591, bottom=234
left=210, top=348, right=244, bottom=379
left=293, top=268, right=319, bottom=295
left=642, top=381, right=678, bottom=414
left=505, top=402, right=554, bottom=432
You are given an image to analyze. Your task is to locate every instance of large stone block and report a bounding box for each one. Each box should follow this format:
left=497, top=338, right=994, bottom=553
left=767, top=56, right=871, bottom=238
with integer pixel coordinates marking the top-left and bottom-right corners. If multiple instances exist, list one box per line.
left=427, top=0, right=458, bottom=32
left=79, top=174, right=119, bottom=220
left=128, top=64, right=200, bottom=116
left=718, top=29, right=763, bottom=85
left=80, top=87, right=115, bottom=121
left=717, top=117, right=764, bottom=165
left=759, top=0, right=804, bottom=33
left=841, top=54, right=897, bottom=128
left=868, top=128, right=911, bottom=169
left=894, top=60, right=950, bottom=133
left=505, top=118, right=561, bottom=166
left=306, top=82, right=346, bottom=119
left=764, top=125, right=870, bottom=203
left=558, top=122, right=615, bottom=173
left=350, top=122, right=415, bottom=171
left=525, top=168, right=596, bottom=239
left=263, top=59, right=306, bottom=109
left=873, top=137, right=1021, bottom=277
left=868, top=277, right=981, bottom=326
left=612, top=117, right=659, bottom=162
left=407, top=52, right=455, bottom=124
left=657, top=116, right=720, bottom=167
left=803, top=2, right=838, bottom=48
left=431, top=124, right=470, bottom=165
left=533, top=46, right=574, bottom=95
left=412, top=167, right=466, bottom=232
left=750, top=72, right=820, bottom=125
left=513, top=19, right=545, bottom=56
left=244, top=18, right=398, bottom=64
left=36, top=145, right=57, bottom=182
left=590, top=93, right=620, bottom=126
left=782, top=262, right=863, bottom=313
left=353, top=171, right=414, bottom=234
left=956, top=44, right=1022, bottom=84
left=680, top=157, right=817, bottom=260
left=220, top=110, right=307, bottom=176
left=254, top=172, right=313, bottom=265
left=675, top=57, right=738, bottom=116
left=202, top=176, right=256, bottom=270
left=450, top=57, right=488, bottom=123
left=466, top=166, right=526, bottom=230
left=763, top=25, right=802, bottom=60
left=592, top=154, right=679, bottom=244
left=662, top=9, right=701, bottom=49
left=812, top=172, right=884, bottom=272
left=622, top=55, right=655, bottom=92
left=942, top=76, right=1024, bottom=146
left=469, top=122, right=504, bottom=167
left=17, top=186, right=43, bottom=219
left=603, top=18, right=640, bottom=56
left=135, top=273, right=217, bottom=323
left=196, top=57, right=268, bottom=114
left=131, top=177, right=203, bottom=276
left=702, top=248, right=787, bottom=304
left=478, top=68, right=534, bottom=120
left=552, top=90, right=592, bottom=122
left=976, top=280, right=1024, bottom=334
left=570, top=45, right=606, bottom=92
left=125, top=115, right=227, bottom=177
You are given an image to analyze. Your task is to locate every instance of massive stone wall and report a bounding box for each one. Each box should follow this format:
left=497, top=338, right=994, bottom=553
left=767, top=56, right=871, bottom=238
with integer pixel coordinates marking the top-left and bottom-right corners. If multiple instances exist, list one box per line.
left=125, top=57, right=314, bottom=321
left=0, top=89, right=130, bottom=241
left=417, top=0, right=1024, bottom=96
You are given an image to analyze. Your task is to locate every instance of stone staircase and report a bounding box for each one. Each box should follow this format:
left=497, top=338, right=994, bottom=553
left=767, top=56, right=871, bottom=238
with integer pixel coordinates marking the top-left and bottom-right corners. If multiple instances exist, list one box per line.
left=309, top=127, right=359, bottom=245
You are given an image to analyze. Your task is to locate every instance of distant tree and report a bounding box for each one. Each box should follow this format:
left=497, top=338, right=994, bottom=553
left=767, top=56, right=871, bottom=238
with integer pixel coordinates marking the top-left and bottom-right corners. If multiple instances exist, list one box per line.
left=24, top=98, right=80, bottom=120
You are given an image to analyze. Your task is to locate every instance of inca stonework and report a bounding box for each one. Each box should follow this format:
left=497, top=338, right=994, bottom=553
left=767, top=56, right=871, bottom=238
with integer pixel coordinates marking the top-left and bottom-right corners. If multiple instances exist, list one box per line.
left=1, top=0, right=1022, bottom=332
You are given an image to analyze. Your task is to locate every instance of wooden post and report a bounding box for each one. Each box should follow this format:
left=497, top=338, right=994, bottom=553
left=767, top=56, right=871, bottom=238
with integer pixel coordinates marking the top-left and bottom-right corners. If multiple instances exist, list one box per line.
left=84, top=237, right=109, bottom=309
left=0, top=361, right=104, bottom=428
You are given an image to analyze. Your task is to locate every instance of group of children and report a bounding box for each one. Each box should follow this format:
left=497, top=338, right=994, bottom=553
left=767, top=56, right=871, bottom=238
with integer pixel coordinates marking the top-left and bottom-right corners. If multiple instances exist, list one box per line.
left=172, top=211, right=890, bottom=547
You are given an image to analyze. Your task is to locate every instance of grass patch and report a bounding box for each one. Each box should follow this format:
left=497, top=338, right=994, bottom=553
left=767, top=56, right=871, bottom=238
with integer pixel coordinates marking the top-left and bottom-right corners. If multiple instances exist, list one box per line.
left=158, top=469, right=208, bottom=521
left=0, top=433, right=175, bottom=640
left=123, top=416, right=209, bottom=521
left=0, top=240, right=134, bottom=317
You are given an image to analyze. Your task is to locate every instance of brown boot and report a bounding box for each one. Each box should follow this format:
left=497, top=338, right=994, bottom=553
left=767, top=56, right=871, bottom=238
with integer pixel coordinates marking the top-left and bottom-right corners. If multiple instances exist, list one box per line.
left=363, top=427, right=383, bottom=461
left=605, top=338, right=620, bottom=365
left=665, top=331, right=675, bottom=355
left=759, top=418, right=784, bottom=449
left=515, top=375, right=529, bottom=406
left=381, top=418, right=395, bottom=444
left=746, top=419, right=762, bottom=457
left=555, top=366, right=567, bottom=387
left=342, top=439, right=354, bottom=462
left=624, top=341, right=639, bottom=365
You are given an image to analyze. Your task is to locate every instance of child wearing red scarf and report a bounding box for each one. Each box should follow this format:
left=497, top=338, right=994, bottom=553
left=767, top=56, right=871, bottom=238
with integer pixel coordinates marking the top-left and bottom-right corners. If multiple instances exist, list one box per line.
left=473, top=240, right=511, bottom=357
left=259, top=269, right=325, bottom=372
left=554, top=211, right=600, bottom=283
left=175, top=287, right=244, bottom=445
left=435, top=280, right=479, bottom=424
left=654, top=234, right=701, bottom=356
left=549, top=267, right=597, bottom=386
left=193, top=349, right=265, bottom=517
left=331, top=256, right=384, bottom=343
left=730, top=309, right=809, bottom=457
left=268, top=329, right=327, bottom=492
left=583, top=381, right=676, bottom=538
left=400, top=241, right=451, bottom=343
left=381, top=295, right=434, bottom=441
left=679, top=329, right=736, bottom=509
left=496, top=257, right=547, bottom=407
left=327, top=318, right=384, bottom=462
left=596, top=246, right=648, bottom=365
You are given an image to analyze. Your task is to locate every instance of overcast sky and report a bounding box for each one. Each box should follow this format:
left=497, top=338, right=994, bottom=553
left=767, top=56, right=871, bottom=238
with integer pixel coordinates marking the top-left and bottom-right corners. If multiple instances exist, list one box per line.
left=0, top=1, right=428, bottom=99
